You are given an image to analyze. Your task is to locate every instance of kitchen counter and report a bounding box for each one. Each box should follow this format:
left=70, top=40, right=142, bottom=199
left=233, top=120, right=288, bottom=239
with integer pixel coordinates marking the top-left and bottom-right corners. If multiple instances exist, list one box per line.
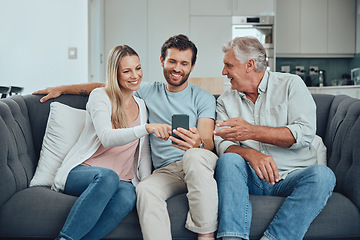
left=308, top=85, right=360, bottom=99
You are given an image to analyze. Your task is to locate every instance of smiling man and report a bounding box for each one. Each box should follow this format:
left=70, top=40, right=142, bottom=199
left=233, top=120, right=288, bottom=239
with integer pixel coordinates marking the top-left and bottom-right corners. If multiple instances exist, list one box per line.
left=134, top=34, right=218, bottom=240
left=213, top=36, right=335, bottom=240
left=33, top=34, right=218, bottom=240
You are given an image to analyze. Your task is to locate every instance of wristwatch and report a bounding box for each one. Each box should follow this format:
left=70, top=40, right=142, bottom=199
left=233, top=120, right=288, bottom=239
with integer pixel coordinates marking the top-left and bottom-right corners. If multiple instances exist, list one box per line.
left=199, top=141, right=205, bottom=149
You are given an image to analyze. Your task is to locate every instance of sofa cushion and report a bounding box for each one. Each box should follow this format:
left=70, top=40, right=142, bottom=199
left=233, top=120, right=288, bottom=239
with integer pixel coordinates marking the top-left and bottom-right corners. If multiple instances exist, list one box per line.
left=248, top=193, right=360, bottom=239
left=23, top=94, right=89, bottom=160
left=30, top=102, right=86, bottom=187
left=0, top=189, right=194, bottom=240
left=312, top=135, right=327, bottom=166
left=312, top=94, right=335, bottom=139
left=0, top=187, right=76, bottom=238
left=306, top=192, right=360, bottom=239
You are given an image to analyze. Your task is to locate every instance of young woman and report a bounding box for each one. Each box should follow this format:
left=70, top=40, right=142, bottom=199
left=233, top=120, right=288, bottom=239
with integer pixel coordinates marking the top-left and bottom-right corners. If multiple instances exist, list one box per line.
left=53, top=45, right=171, bottom=240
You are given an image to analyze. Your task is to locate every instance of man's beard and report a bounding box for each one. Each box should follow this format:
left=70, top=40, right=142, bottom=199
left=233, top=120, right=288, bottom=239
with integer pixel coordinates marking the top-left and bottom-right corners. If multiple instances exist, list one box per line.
left=163, top=69, right=190, bottom=87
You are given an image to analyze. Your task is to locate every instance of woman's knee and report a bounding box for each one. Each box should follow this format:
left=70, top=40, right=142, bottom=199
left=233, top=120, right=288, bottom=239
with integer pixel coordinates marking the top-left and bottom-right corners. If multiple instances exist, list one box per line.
left=116, top=183, right=136, bottom=209
left=94, top=168, right=120, bottom=190
left=106, top=183, right=136, bottom=220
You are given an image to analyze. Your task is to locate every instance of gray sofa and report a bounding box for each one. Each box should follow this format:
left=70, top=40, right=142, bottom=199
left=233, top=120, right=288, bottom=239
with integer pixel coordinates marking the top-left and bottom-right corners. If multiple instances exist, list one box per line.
left=0, top=93, right=360, bottom=240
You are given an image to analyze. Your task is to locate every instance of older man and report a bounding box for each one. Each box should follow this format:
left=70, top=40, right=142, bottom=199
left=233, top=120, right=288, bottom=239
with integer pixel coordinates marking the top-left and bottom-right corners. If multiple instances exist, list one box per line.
left=213, top=37, right=335, bottom=240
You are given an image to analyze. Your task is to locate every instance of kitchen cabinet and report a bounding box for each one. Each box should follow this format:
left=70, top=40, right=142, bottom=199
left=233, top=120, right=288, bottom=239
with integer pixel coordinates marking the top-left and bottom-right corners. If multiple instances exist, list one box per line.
left=190, top=0, right=232, bottom=15
left=233, top=0, right=275, bottom=15
left=190, top=16, right=232, bottom=78
left=189, top=0, right=275, bottom=78
left=275, top=0, right=301, bottom=54
left=308, top=86, right=360, bottom=99
left=102, top=0, right=190, bottom=83
left=147, top=0, right=190, bottom=82
left=190, top=0, right=274, bottom=16
left=276, top=0, right=355, bottom=57
left=328, top=0, right=356, bottom=54
left=103, top=0, right=148, bottom=79
left=300, top=0, right=328, bottom=54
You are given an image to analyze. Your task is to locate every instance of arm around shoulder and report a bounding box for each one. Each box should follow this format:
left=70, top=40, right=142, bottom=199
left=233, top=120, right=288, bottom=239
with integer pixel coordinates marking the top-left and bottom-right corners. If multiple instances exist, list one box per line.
left=33, top=82, right=105, bottom=102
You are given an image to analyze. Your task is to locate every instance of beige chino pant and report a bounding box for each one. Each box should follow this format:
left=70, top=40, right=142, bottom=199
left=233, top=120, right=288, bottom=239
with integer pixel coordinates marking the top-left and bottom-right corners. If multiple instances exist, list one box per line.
left=136, top=148, right=218, bottom=240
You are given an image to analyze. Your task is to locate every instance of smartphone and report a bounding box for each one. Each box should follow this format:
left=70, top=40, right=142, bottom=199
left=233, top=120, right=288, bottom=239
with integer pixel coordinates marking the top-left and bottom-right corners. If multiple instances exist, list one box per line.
left=172, top=114, right=189, bottom=144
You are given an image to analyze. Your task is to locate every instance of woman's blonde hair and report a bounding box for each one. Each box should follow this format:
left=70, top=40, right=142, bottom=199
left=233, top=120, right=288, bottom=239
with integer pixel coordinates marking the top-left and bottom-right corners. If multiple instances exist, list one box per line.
left=105, top=45, right=139, bottom=129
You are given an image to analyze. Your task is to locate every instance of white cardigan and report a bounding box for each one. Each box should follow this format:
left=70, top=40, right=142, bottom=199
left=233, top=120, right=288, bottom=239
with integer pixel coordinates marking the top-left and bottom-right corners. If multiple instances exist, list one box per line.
left=52, top=88, right=152, bottom=191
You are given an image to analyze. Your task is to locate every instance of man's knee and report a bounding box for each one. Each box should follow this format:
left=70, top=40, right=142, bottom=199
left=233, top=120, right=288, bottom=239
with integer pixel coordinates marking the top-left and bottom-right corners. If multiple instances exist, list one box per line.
left=308, top=165, right=336, bottom=191
left=183, top=148, right=217, bottom=171
left=136, top=177, right=162, bottom=200
left=136, top=179, right=150, bottom=196
left=183, top=148, right=207, bottom=163
left=216, top=152, right=246, bottom=173
left=215, top=153, right=248, bottom=185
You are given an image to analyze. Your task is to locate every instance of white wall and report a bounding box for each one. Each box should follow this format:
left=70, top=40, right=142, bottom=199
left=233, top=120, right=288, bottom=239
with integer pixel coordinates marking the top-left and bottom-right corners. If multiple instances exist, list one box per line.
left=0, top=0, right=88, bottom=95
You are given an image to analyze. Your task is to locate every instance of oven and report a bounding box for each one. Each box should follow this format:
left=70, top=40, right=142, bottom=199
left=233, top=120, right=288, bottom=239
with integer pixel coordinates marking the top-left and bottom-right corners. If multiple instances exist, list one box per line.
left=232, top=16, right=275, bottom=71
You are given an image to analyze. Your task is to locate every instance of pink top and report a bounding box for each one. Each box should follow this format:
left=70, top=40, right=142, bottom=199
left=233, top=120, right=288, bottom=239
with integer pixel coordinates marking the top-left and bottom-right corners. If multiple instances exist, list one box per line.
left=82, top=114, right=140, bottom=182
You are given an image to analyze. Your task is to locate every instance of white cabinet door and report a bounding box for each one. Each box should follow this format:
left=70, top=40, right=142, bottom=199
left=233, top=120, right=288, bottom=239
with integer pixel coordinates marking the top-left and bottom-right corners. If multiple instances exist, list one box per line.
left=148, top=0, right=190, bottom=82
left=275, top=0, right=301, bottom=54
left=190, top=16, right=232, bottom=78
left=328, top=0, right=355, bottom=54
left=300, top=0, right=328, bottom=54
left=190, top=0, right=232, bottom=15
left=276, top=0, right=355, bottom=57
left=104, top=0, right=148, bottom=79
left=190, top=0, right=274, bottom=16
left=233, top=0, right=275, bottom=16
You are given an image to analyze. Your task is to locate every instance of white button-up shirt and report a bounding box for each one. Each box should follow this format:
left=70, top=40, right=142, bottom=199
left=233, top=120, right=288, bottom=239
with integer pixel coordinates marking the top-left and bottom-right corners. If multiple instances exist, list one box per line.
left=215, top=71, right=318, bottom=179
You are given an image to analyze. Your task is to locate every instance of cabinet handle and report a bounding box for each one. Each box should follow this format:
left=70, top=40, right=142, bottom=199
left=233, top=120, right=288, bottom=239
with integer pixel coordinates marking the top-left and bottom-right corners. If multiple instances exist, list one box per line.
left=227, top=0, right=231, bottom=9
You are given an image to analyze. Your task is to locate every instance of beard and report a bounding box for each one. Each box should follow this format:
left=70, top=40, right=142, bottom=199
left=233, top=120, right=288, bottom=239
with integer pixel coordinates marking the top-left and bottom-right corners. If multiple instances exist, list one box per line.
left=163, top=68, right=191, bottom=87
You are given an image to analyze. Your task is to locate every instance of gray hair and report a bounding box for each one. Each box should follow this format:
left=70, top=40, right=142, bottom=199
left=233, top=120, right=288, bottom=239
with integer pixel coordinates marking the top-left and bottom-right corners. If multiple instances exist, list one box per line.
left=222, top=36, right=267, bottom=72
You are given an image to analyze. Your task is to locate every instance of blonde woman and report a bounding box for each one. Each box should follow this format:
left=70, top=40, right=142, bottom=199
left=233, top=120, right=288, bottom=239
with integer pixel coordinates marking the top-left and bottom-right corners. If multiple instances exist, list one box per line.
left=54, top=45, right=171, bottom=240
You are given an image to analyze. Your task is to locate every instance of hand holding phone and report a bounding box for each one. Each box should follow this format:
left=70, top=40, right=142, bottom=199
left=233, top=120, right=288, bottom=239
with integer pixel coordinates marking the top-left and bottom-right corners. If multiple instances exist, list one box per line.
left=172, top=114, right=189, bottom=144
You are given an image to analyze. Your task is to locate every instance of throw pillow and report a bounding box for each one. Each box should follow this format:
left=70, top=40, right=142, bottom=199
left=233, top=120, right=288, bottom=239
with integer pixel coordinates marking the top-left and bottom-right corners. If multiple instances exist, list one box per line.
left=312, top=135, right=327, bottom=166
left=30, top=102, right=86, bottom=187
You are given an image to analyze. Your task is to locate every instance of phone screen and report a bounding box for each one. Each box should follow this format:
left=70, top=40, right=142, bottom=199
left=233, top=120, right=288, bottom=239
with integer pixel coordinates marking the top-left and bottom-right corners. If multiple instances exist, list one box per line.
left=172, top=114, right=189, bottom=144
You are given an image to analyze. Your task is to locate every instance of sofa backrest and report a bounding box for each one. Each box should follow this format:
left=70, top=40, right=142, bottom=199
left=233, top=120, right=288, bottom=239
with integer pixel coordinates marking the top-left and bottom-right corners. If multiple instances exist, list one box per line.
left=313, top=93, right=360, bottom=209
left=0, top=94, right=88, bottom=207
left=0, top=95, right=37, bottom=206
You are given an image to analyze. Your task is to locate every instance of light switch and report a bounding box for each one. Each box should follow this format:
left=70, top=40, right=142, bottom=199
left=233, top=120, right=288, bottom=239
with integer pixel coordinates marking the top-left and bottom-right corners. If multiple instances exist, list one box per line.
left=68, top=47, right=77, bottom=59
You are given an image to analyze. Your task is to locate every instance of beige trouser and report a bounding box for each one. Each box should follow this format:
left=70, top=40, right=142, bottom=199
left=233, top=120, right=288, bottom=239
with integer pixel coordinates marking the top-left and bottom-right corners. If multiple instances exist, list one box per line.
left=136, top=148, right=219, bottom=240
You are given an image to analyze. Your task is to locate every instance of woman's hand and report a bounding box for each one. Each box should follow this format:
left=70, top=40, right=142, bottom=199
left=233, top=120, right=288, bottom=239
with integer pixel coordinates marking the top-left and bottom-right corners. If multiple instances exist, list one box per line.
left=145, top=124, right=171, bottom=140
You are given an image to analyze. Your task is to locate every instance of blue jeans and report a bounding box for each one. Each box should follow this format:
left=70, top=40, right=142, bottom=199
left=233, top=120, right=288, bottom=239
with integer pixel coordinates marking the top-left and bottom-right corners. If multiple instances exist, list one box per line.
left=215, top=153, right=336, bottom=240
left=57, top=165, right=136, bottom=240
